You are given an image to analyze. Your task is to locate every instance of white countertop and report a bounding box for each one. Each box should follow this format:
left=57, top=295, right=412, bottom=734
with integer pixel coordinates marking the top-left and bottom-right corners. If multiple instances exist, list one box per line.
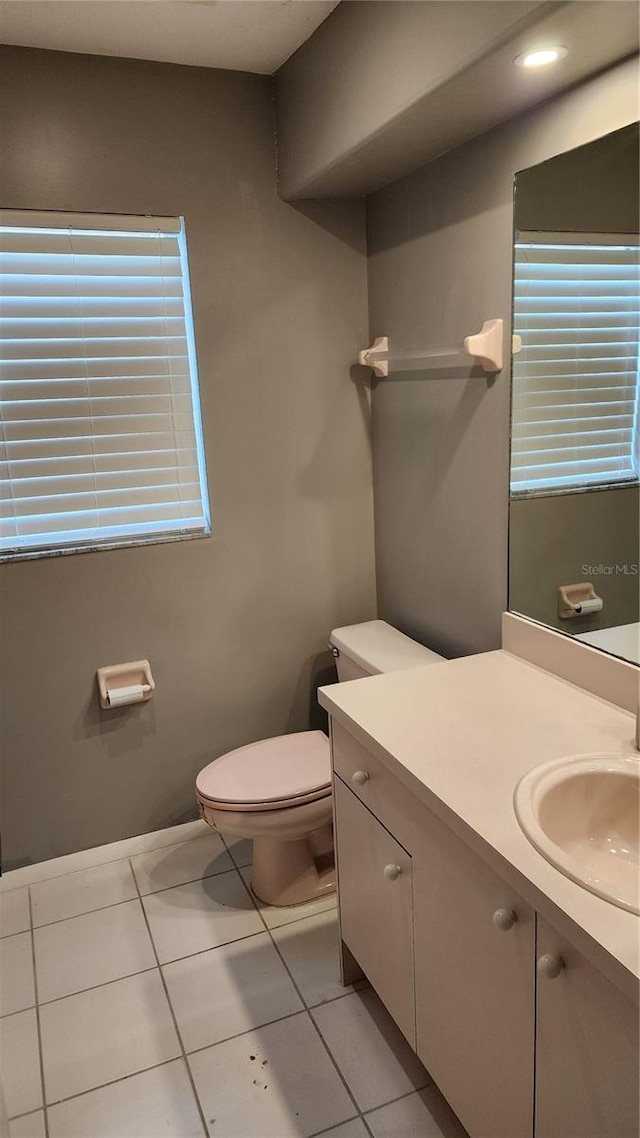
left=319, top=649, right=639, bottom=998
left=576, top=622, right=640, bottom=666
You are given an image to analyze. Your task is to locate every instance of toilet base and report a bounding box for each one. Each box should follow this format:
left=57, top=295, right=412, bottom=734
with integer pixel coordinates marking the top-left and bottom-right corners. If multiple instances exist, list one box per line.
left=251, top=833, right=336, bottom=907
left=198, top=796, right=336, bottom=909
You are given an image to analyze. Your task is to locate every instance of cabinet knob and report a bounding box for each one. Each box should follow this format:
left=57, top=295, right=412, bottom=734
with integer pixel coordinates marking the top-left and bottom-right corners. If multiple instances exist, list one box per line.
left=537, top=953, right=564, bottom=980
left=383, top=863, right=402, bottom=881
left=351, top=770, right=370, bottom=786
left=492, top=908, right=517, bottom=932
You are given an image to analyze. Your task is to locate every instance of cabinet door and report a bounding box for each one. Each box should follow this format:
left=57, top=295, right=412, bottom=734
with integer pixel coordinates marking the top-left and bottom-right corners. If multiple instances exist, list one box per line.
left=414, top=811, right=535, bottom=1138
left=334, top=776, right=415, bottom=1045
left=536, top=917, right=639, bottom=1138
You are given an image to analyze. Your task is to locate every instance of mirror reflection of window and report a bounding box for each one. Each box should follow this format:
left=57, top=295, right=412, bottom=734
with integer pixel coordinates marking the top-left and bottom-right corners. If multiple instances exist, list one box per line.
left=511, top=231, right=640, bottom=496
left=508, top=124, right=640, bottom=667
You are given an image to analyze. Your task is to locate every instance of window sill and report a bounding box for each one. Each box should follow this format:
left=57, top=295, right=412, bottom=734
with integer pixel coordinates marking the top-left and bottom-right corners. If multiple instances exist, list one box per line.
left=0, top=528, right=212, bottom=564
left=510, top=479, right=639, bottom=502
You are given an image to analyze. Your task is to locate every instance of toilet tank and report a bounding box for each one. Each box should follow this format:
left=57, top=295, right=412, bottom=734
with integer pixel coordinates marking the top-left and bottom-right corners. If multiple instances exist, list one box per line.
left=329, top=620, right=445, bottom=682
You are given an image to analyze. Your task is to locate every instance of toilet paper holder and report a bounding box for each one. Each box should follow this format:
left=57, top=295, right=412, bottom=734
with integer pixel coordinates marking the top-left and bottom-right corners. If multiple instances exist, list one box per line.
left=558, top=582, right=603, bottom=619
left=97, top=659, right=155, bottom=709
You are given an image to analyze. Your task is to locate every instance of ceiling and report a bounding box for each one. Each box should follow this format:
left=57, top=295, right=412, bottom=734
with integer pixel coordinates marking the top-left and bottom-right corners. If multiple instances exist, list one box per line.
left=0, top=0, right=341, bottom=75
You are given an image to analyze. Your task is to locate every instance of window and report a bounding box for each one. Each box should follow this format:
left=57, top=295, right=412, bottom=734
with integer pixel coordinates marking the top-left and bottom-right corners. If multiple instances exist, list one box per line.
left=0, top=210, right=210, bottom=559
left=511, top=232, right=639, bottom=496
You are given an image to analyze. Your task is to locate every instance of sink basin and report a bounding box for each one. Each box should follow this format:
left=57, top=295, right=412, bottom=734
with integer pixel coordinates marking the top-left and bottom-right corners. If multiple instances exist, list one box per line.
left=514, top=754, right=640, bottom=915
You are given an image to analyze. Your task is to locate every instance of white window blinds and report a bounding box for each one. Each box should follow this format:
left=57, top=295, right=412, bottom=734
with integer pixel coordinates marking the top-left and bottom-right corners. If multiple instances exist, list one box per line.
left=511, top=232, right=639, bottom=495
left=0, top=210, right=210, bottom=558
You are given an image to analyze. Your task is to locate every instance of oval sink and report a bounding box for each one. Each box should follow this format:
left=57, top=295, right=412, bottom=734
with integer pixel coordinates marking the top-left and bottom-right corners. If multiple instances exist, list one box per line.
left=514, top=754, right=640, bottom=915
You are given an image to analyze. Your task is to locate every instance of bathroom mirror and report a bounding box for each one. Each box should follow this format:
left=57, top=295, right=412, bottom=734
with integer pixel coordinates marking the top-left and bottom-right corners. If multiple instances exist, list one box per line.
left=509, top=124, right=639, bottom=666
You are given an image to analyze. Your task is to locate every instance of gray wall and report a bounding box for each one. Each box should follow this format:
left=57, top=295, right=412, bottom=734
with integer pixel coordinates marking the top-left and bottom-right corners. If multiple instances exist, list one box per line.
left=0, top=46, right=376, bottom=868
left=276, top=1, right=638, bottom=199
left=276, top=0, right=546, bottom=197
left=510, top=486, right=639, bottom=634
left=366, top=59, right=638, bottom=658
left=515, top=122, right=639, bottom=234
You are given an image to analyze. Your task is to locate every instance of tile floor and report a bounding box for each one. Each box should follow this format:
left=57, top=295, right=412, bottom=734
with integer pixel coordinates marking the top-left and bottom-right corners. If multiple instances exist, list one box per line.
left=0, top=821, right=468, bottom=1138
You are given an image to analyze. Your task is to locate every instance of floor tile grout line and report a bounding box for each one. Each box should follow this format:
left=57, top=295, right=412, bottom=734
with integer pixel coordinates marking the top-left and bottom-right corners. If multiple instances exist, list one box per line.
left=135, top=863, right=238, bottom=901
left=6, top=991, right=419, bottom=1123
left=162, top=984, right=363, bottom=1062
left=128, top=858, right=210, bottom=1138
left=363, top=1082, right=436, bottom=1119
left=35, top=962, right=159, bottom=1010
left=0, top=927, right=33, bottom=944
left=306, top=1114, right=362, bottom=1138
left=0, top=926, right=31, bottom=941
left=24, top=859, right=253, bottom=946
left=5, top=850, right=334, bottom=937
left=217, top=830, right=252, bottom=867
left=33, top=1067, right=437, bottom=1131
left=233, top=867, right=273, bottom=933
left=28, top=863, right=237, bottom=931
left=361, top=1113, right=377, bottom=1138
left=257, top=900, right=368, bottom=1131
left=21, top=845, right=431, bottom=1135
left=6, top=1106, right=45, bottom=1124
left=152, top=965, right=365, bottom=1061
left=0, top=1003, right=37, bottom=1020
left=16, top=1001, right=368, bottom=1117
left=31, top=1056, right=182, bottom=1113
left=0, top=880, right=34, bottom=898
left=0, top=825, right=213, bottom=894
left=142, top=854, right=365, bottom=1129
left=181, top=1007, right=307, bottom=1061
left=27, top=887, right=50, bottom=1138
left=236, top=865, right=338, bottom=935
left=260, top=899, right=430, bottom=1134
left=161, top=926, right=269, bottom=970
left=22, top=911, right=348, bottom=1014
left=30, top=892, right=142, bottom=932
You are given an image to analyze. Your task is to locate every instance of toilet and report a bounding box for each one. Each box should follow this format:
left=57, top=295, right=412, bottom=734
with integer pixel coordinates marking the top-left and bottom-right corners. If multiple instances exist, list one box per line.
left=196, top=620, right=444, bottom=907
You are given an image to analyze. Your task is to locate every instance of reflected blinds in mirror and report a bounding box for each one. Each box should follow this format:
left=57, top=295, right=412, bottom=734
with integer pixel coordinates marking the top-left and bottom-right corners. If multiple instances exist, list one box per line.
left=511, top=232, right=639, bottom=495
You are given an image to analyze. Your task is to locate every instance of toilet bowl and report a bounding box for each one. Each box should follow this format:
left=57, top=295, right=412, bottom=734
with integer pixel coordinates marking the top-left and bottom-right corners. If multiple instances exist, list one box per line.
left=196, top=621, right=445, bottom=907
left=196, top=731, right=334, bottom=906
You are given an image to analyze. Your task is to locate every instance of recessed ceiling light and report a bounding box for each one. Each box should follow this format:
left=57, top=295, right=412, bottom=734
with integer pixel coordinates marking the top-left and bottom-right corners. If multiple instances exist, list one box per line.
left=514, top=46, right=568, bottom=70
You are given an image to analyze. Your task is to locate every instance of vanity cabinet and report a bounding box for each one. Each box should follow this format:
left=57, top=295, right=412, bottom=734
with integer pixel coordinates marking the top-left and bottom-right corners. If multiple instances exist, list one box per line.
left=413, top=807, right=535, bottom=1138
left=330, top=721, right=639, bottom=1138
left=535, top=918, right=639, bottom=1138
left=334, top=776, right=415, bottom=1044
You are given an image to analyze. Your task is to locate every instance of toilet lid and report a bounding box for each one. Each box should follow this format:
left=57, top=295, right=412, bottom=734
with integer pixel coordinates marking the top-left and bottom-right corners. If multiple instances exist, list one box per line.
left=196, top=731, right=331, bottom=807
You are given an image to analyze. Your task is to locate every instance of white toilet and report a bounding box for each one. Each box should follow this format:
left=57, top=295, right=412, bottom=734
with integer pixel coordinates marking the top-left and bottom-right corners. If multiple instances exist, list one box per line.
left=196, top=620, right=444, bottom=907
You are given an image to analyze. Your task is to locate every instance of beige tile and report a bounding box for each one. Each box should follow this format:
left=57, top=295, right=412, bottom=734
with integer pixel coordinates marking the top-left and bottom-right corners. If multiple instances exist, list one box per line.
left=9, top=1112, right=46, bottom=1138
left=320, top=1121, right=368, bottom=1138
left=31, top=861, right=137, bottom=927
left=0, top=932, right=35, bottom=1016
left=47, top=1059, right=204, bottom=1138
left=0, top=821, right=210, bottom=894
left=366, top=1086, right=469, bottom=1138
left=142, top=870, right=263, bottom=964
left=131, top=833, right=232, bottom=895
left=34, top=899, right=155, bottom=1002
left=271, top=909, right=355, bottom=1008
left=40, top=970, right=180, bottom=1103
left=0, top=1009, right=42, bottom=1118
left=164, top=930, right=302, bottom=1052
left=239, top=867, right=336, bottom=929
left=222, top=835, right=253, bottom=868
left=312, top=989, right=430, bottom=1113
left=0, top=888, right=30, bottom=939
left=188, top=1011, right=354, bottom=1138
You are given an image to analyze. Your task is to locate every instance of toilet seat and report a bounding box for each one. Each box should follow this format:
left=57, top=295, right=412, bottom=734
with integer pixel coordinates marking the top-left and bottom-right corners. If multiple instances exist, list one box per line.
left=196, top=730, right=331, bottom=813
